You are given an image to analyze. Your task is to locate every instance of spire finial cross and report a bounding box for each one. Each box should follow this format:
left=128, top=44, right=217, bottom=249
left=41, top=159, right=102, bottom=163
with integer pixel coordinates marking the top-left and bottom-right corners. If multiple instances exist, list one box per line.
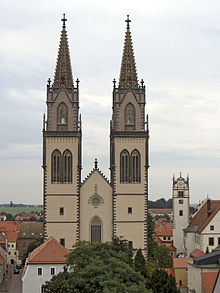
left=94, top=158, right=98, bottom=169
left=125, top=15, right=131, bottom=29
left=61, top=13, right=67, bottom=28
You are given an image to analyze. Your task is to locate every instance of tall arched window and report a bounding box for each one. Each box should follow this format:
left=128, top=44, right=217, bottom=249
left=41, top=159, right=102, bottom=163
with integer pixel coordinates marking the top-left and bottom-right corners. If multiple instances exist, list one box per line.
left=63, top=149, right=72, bottom=183
left=90, top=216, right=102, bottom=242
left=131, top=150, right=141, bottom=183
left=51, top=150, right=61, bottom=183
left=125, top=103, right=135, bottom=131
left=57, top=103, right=68, bottom=130
left=120, top=149, right=130, bottom=183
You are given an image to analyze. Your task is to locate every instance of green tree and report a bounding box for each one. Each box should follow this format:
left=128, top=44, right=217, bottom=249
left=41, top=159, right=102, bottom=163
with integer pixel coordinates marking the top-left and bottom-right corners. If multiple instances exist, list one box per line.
left=147, top=212, right=157, bottom=257
left=42, top=240, right=151, bottom=293
left=134, top=249, right=149, bottom=279
left=146, top=269, right=179, bottom=293
left=150, top=245, right=172, bottom=268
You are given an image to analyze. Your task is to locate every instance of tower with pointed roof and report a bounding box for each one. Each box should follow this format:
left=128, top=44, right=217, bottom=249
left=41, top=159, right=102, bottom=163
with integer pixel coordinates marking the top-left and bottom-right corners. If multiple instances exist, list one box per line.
left=42, top=14, right=81, bottom=249
left=110, top=16, right=149, bottom=256
left=172, top=173, right=190, bottom=255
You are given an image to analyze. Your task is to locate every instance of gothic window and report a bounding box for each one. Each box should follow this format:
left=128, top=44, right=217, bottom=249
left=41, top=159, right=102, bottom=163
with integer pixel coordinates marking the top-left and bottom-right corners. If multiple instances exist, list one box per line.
left=90, top=216, right=102, bottom=242
left=63, top=149, right=72, bottom=183
left=57, top=103, right=68, bottom=130
left=51, top=150, right=61, bottom=183
left=125, top=103, right=135, bottom=131
left=131, top=150, right=141, bottom=183
left=120, top=149, right=130, bottom=183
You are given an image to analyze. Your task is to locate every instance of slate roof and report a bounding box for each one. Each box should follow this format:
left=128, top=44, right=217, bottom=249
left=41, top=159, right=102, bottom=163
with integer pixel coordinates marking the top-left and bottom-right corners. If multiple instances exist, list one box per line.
left=193, top=246, right=220, bottom=266
left=185, top=200, right=220, bottom=234
left=27, top=237, right=69, bottom=264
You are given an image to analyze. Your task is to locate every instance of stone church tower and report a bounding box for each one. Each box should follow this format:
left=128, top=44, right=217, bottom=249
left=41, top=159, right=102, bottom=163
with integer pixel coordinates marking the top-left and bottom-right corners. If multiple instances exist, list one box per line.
left=43, top=15, right=149, bottom=256
left=172, top=174, right=190, bottom=255
left=110, top=16, right=149, bottom=255
left=42, top=15, right=82, bottom=248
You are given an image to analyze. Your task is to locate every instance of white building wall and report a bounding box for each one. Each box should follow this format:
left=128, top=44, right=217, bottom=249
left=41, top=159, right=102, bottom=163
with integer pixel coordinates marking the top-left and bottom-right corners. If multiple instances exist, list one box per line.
left=22, top=263, right=65, bottom=293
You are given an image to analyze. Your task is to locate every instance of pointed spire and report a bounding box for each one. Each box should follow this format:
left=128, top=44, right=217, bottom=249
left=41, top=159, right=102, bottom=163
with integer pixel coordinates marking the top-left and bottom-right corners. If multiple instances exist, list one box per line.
left=53, top=14, right=73, bottom=88
left=119, top=15, right=138, bottom=88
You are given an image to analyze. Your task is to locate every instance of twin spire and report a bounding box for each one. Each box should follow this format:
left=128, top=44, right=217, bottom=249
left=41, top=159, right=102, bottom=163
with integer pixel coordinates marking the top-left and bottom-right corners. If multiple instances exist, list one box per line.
left=53, top=14, right=138, bottom=89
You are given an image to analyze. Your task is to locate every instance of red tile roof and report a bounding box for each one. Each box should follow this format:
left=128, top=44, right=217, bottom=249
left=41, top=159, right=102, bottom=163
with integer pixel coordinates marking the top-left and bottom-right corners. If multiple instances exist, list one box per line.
left=190, top=249, right=205, bottom=258
left=173, top=258, right=192, bottom=269
left=189, top=200, right=220, bottom=233
left=201, top=272, right=218, bottom=293
left=0, top=221, right=20, bottom=233
left=168, top=244, right=176, bottom=251
left=27, top=237, right=69, bottom=264
left=7, top=231, right=18, bottom=242
left=154, top=222, right=173, bottom=237
left=149, top=209, right=172, bottom=214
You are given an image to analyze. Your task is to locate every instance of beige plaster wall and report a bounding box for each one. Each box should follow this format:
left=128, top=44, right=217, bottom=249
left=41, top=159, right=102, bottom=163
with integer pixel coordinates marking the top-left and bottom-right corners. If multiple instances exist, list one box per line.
left=115, top=195, right=145, bottom=221
left=116, top=222, right=145, bottom=249
left=46, top=137, right=79, bottom=194
left=46, top=222, right=77, bottom=249
left=46, top=196, right=78, bottom=222
left=80, top=171, right=112, bottom=242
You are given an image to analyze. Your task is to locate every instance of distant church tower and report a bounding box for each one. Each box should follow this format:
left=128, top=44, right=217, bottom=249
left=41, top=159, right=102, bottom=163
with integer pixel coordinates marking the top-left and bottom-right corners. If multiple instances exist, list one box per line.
left=172, top=173, right=190, bottom=255
left=42, top=15, right=81, bottom=248
left=110, top=16, right=149, bottom=256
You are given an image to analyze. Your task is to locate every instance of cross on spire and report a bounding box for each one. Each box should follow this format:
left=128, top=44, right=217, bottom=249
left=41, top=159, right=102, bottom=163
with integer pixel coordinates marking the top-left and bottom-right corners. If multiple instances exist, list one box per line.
left=61, top=13, right=67, bottom=28
left=125, top=15, right=131, bottom=29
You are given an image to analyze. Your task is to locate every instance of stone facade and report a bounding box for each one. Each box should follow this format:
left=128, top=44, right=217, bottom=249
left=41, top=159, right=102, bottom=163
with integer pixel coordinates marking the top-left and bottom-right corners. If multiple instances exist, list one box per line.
left=43, top=16, right=149, bottom=255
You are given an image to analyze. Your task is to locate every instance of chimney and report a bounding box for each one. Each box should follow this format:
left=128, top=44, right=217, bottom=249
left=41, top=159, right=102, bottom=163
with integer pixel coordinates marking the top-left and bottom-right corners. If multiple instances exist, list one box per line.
left=207, top=199, right=211, bottom=217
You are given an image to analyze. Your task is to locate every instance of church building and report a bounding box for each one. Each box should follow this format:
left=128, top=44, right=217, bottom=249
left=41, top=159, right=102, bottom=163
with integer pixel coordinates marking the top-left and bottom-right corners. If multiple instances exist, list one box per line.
left=42, top=15, right=149, bottom=255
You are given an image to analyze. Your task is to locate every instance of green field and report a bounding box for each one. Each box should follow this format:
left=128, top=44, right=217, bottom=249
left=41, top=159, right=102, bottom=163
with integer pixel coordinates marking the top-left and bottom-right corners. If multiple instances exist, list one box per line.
left=0, top=207, right=43, bottom=216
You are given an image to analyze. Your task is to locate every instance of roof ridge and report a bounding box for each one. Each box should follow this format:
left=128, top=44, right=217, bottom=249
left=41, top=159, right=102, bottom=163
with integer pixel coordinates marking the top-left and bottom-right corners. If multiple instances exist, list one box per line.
left=81, top=168, right=110, bottom=187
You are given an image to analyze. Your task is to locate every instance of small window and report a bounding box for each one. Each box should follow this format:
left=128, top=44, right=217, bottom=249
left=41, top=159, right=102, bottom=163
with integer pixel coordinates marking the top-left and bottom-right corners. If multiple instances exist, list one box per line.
left=38, top=268, right=42, bottom=276
left=179, top=210, right=183, bottom=216
left=11, top=244, right=14, bottom=248
left=60, top=238, right=65, bottom=247
left=218, top=237, right=220, bottom=245
left=128, top=207, right=132, bottom=214
left=209, top=237, right=214, bottom=246
left=178, top=191, right=184, bottom=197
left=179, top=280, right=182, bottom=286
left=60, top=207, right=64, bottom=215
left=51, top=268, right=55, bottom=275
left=179, top=199, right=183, bottom=204
left=128, top=241, right=133, bottom=249
left=163, top=236, right=166, bottom=240
left=8, top=252, right=11, bottom=255
left=8, top=244, right=10, bottom=248
left=210, top=225, right=214, bottom=231
left=168, top=236, right=171, bottom=240
left=14, top=252, right=17, bottom=255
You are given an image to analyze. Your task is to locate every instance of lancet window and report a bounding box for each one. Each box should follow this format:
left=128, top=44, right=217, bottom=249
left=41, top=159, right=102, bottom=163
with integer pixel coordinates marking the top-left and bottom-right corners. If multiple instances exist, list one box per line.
left=90, top=216, right=102, bottom=242
left=57, top=102, right=68, bottom=130
left=120, top=149, right=130, bottom=183
left=125, top=103, right=135, bottom=131
left=51, top=150, right=62, bottom=183
left=51, top=149, right=72, bottom=183
left=131, top=150, right=141, bottom=183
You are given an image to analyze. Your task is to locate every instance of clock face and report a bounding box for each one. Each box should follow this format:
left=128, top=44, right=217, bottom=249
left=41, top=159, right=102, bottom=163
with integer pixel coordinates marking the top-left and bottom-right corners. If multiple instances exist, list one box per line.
left=178, top=181, right=184, bottom=187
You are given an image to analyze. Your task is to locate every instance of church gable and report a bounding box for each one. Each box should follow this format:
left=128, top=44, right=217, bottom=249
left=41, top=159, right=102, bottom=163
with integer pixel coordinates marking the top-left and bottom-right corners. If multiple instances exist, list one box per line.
left=80, top=169, right=112, bottom=242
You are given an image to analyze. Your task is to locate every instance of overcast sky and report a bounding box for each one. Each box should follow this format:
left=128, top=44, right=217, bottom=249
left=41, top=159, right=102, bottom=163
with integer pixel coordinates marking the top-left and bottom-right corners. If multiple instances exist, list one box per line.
left=0, top=0, right=220, bottom=204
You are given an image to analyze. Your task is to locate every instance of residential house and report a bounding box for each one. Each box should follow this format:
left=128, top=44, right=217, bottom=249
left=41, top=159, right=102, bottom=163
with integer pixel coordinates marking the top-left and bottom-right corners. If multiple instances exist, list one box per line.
left=183, top=199, right=220, bottom=257
left=173, top=257, right=192, bottom=292
left=188, top=246, right=220, bottom=293
left=22, top=236, right=69, bottom=293
left=18, top=222, right=43, bottom=261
